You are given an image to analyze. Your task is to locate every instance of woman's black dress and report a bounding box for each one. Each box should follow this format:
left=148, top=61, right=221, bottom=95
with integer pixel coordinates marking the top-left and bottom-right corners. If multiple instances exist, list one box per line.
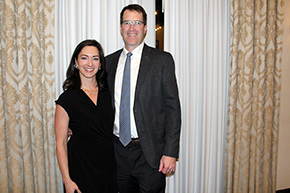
left=56, top=88, right=117, bottom=193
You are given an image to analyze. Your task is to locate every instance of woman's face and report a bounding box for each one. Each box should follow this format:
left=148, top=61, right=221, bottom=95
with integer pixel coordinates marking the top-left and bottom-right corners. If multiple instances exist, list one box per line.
left=75, top=46, right=101, bottom=80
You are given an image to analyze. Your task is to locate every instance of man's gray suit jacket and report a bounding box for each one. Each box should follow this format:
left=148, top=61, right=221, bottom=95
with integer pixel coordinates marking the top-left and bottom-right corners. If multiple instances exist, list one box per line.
left=106, top=44, right=181, bottom=169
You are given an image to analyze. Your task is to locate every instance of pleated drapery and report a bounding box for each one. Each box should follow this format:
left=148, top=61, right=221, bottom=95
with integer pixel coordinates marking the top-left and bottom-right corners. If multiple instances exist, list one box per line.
left=223, top=0, right=284, bottom=192
left=0, top=0, right=61, bottom=192
left=163, top=0, right=230, bottom=192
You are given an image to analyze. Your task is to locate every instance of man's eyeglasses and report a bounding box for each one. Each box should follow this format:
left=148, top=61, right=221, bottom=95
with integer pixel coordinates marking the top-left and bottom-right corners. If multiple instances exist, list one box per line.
left=122, top=20, right=144, bottom=27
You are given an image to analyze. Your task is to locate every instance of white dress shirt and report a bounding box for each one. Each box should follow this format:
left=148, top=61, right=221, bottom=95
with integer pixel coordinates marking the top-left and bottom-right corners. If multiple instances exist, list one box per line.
left=113, top=42, right=145, bottom=138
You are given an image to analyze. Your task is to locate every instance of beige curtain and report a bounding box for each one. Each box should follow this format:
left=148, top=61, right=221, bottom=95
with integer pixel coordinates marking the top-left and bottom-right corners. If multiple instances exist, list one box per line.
left=0, top=0, right=61, bottom=192
left=223, top=0, right=285, bottom=192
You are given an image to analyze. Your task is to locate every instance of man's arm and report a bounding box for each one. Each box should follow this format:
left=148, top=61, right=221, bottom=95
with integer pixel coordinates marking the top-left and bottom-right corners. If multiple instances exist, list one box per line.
left=159, top=53, right=181, bottom=174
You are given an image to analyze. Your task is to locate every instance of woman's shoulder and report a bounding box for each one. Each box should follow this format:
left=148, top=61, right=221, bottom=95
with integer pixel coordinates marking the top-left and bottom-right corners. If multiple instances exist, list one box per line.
left=56, top=88, right=79, bottom=103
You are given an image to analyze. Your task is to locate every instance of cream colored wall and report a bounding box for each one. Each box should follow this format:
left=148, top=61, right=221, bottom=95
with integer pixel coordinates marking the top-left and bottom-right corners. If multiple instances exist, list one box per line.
left=277, top=0, right=290, bottom=190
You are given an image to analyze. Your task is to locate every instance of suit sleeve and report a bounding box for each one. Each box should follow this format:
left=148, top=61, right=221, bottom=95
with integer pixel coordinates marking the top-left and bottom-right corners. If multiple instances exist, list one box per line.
left=162, top=54, right=181, bottom=158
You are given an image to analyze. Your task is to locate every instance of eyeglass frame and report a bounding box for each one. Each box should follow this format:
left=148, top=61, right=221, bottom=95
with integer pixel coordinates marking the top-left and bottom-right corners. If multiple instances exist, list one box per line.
left=122, top=20, right=145, bottom=27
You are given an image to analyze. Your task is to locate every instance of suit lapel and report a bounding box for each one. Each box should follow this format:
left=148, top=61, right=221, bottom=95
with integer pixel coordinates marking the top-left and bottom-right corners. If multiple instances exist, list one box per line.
left=107, top=49, right=122, bottom=109
left=135, top=45, right=151, bottom=99
left=109, top=45, right=152, bottom=106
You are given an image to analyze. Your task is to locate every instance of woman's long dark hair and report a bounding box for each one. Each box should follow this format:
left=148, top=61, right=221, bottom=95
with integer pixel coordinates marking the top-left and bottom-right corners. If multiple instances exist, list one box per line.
left=63, top=39, right=107, bottom=91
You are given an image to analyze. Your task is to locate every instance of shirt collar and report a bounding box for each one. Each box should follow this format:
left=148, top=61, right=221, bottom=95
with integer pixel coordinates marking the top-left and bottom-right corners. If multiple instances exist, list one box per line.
left=122, top=42, right=145, bottom=59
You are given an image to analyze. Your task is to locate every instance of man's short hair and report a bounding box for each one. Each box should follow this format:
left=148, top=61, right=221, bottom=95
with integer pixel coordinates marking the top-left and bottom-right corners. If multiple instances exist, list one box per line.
left=120, top=4, right=147, bottom=25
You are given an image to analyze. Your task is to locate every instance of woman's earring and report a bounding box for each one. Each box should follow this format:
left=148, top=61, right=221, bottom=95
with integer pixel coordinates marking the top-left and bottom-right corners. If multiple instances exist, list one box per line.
left=99, top=67, right=101, bottom=70
left=75, top=60, right=79, bottom=69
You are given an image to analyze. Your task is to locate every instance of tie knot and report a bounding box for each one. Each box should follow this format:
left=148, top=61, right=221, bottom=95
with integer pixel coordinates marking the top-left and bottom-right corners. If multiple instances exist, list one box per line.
left=127, top=52, right=132, bottom=58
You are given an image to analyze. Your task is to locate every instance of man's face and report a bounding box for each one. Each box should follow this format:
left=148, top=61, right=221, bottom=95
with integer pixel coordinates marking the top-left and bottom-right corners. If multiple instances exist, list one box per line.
left=120, top=10, right=147, bottom=52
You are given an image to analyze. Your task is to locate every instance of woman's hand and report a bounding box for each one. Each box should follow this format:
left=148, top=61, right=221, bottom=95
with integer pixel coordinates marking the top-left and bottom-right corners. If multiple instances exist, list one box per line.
left=64, top=180, right=81, bottom=193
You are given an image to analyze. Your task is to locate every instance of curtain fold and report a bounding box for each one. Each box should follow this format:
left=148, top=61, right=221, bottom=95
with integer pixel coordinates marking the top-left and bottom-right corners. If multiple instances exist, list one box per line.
left=223, top=0, right=285, bottom=192
left=163, top=0, right=230, bottom=192
left=0, top=0, right=61, bottom=192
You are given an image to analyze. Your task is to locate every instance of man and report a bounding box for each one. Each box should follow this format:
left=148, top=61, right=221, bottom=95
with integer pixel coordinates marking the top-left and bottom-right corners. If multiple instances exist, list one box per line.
left=106, top=4, right=181, bottom=193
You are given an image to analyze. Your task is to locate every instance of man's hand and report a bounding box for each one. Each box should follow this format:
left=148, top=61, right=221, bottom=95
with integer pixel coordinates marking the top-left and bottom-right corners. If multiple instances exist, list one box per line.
left=158, top=155, right=176, bottom=174
left=68, top=128, right=72, bottom=138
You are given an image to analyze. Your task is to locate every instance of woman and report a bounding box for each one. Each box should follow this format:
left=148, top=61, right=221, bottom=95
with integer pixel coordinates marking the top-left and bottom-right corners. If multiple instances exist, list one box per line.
left=54, top=39, right=117, bottom=193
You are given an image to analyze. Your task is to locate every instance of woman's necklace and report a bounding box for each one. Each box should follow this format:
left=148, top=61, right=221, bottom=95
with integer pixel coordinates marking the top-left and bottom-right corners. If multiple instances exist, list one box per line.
left=81, top=86, right=98, bottom=95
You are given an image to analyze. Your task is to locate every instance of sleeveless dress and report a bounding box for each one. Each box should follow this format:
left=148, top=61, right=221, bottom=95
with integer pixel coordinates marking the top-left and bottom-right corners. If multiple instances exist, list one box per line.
left=55, top=88, right=117, bottom=193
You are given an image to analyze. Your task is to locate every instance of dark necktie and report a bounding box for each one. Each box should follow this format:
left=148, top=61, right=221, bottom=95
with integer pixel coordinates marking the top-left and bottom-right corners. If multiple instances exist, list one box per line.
left=119, top=52, right=133, bottom=146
